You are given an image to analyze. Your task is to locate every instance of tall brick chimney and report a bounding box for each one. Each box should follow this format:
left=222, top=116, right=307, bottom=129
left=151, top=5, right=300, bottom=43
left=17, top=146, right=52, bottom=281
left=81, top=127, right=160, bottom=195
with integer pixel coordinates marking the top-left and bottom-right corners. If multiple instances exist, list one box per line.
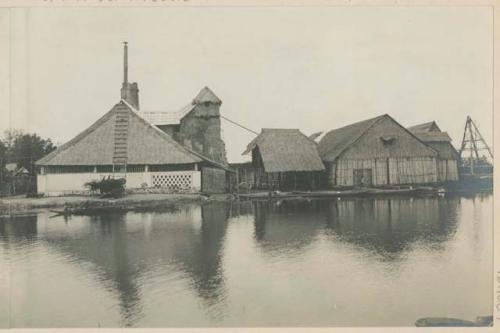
left=120, top=42, right=140, bottom=110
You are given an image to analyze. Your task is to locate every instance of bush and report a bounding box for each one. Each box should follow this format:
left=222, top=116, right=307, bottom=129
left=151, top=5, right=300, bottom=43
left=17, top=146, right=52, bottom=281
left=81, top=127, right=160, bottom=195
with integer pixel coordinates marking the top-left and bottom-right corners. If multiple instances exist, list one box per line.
left=85, top=177, right=126, bottom=198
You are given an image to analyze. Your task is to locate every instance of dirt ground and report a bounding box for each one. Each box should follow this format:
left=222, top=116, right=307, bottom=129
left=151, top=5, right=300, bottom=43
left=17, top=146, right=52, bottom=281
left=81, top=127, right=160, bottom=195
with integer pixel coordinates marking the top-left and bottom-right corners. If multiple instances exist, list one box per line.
left=0, top=193, right=234, bottom=216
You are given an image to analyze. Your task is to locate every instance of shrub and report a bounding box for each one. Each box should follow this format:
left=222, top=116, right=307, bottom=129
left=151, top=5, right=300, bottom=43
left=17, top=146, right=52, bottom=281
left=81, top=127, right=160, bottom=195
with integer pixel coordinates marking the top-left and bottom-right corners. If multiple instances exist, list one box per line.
left=85, top=177, right=126, bottom=198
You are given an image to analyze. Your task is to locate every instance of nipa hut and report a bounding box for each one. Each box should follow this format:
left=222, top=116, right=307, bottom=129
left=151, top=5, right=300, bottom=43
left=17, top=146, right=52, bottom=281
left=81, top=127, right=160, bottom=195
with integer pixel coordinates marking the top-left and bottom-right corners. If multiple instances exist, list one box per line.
left=317, top=114, right=439, bottom=187
left=408, top=121, right=459, bottom=182
left=242, top=129, right=325, bottom=190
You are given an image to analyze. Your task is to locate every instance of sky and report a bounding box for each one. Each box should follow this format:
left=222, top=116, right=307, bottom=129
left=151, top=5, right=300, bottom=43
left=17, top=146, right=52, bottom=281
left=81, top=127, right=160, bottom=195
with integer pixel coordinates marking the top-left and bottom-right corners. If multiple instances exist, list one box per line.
left=0, top=6, right=493, bottom=163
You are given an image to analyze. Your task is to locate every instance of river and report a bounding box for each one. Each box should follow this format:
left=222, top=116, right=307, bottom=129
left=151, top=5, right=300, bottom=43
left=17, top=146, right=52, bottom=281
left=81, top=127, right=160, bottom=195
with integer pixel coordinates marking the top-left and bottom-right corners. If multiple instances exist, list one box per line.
left=0, top=193, right=493, bottom=327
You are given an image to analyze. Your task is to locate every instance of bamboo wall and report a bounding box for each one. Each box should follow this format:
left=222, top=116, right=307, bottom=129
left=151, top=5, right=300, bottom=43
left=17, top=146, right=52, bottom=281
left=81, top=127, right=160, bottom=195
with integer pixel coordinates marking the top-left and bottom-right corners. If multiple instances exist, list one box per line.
left=328, top=157, right=438, bottom=186
left=437, top=159, right=459, bottom=182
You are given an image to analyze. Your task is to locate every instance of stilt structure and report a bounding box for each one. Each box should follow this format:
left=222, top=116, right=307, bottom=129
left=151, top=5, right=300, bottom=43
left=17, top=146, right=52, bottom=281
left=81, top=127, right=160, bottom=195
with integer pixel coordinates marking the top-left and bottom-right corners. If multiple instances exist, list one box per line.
left=458, top=116, right=493, bottom=175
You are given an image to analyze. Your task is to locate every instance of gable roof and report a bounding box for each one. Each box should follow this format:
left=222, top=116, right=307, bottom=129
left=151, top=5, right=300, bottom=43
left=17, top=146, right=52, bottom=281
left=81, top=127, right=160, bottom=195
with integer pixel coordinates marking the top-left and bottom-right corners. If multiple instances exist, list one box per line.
left=318, top=114, right=437, bottom=162
left=193, top=86, right=222, bottom=105
left=408, top=121, right=441, bottom=133
left=412, top=131, right=452, bottom=142
left=242, top=128, right=325, bottom=173
left=36, top=100, right=202, bottom=166
left=317, top=115, right=384, bottom=162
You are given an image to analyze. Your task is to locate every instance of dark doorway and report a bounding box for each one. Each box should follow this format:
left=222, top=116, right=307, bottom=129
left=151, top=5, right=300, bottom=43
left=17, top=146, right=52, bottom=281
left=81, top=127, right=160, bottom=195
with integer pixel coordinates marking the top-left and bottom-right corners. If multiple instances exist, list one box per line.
left=353, top=169, right=373, bottom=187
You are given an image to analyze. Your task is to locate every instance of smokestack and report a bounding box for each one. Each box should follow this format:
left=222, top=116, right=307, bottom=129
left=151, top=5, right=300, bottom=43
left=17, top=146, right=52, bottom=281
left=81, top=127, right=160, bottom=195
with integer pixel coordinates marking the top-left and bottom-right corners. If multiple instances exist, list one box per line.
left=120, top=41, right=139, bottom=110
left=123, top=41, right=128, bottom=84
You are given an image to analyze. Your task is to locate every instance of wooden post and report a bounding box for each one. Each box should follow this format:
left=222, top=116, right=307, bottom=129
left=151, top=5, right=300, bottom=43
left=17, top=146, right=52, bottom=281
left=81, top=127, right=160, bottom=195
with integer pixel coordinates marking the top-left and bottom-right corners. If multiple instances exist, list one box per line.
left=235, top=169, right=239, bottom=198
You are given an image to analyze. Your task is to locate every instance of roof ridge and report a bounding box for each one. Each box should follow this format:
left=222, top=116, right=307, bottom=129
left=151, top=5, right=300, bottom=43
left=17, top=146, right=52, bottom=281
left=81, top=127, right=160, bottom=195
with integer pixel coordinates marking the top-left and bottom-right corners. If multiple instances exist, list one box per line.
left=36, top=104, right=119, bottom=165
left=121, top=100, right=202, bottom=162
left=321, top=114, right=385, bottom=160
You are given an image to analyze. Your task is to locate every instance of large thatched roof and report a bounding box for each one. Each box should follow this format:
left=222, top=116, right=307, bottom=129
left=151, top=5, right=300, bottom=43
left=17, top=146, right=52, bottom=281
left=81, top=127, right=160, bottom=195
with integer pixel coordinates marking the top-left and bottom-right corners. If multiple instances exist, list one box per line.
left=36, top=100, right=202, bottom=166
left=317, top=115, right=383, bottom=161
left=318, top=114, right=437, bottom=162
left=243, top=129, right=325, bottom=173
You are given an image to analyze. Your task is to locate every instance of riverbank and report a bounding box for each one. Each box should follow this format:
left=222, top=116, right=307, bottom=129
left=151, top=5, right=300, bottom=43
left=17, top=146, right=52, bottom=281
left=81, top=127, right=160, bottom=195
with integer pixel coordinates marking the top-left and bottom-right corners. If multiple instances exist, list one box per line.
left=0, top=193, right=235, bottom=217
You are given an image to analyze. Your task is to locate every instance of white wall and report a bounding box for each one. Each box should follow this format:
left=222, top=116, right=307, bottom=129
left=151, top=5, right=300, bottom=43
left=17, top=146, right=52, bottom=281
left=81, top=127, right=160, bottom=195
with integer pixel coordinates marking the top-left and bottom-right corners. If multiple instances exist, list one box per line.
left=37, top=171, right=201, bottom=196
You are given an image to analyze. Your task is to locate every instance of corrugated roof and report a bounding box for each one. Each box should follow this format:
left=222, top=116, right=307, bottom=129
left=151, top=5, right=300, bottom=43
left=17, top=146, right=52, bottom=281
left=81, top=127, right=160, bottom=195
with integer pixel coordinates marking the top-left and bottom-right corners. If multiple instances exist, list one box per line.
left=193, top=86, right=222, bottom=105
left=408, top=121, right=441, bottom=133
left=141, top=103, right=195, bottom=125
left=317, top=115, right=384, bottom=162
left=36, top=100, right=202, bottom=166
left=242, top=128, right=325, bottom=173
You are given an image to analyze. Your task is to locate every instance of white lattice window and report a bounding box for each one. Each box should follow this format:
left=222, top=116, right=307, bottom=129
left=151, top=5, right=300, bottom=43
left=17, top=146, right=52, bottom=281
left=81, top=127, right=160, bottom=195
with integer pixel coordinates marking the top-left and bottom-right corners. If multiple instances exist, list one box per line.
left=152, top=173, right=193, bottom=189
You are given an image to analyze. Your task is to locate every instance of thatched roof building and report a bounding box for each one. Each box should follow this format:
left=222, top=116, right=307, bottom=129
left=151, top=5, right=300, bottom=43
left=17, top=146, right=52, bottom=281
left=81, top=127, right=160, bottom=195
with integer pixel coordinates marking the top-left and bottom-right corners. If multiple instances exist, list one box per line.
left=37, top=100, right=201, bottom=167
left=243, top=129, right=324, bottom=173
left=408, top=121, right=459, bottom=182
left=318, top=114, right=439, bottom=187
left=242, top=129, right=324, bottom=190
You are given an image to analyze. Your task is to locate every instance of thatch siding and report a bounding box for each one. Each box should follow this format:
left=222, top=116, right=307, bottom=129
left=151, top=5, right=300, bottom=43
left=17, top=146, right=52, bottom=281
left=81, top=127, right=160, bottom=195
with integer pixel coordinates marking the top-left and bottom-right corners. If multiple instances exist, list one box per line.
left=341, top=116, right=438, bottom=159
left=319, top=115, right=439, bottom=187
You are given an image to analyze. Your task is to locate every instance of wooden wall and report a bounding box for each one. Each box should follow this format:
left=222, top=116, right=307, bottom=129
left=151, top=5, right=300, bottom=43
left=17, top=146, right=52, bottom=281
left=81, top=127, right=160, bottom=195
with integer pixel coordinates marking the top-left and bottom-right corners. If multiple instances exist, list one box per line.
left=437, top=159, right=459, bottom=182
left=201, top=167, right=226, bottom=193
left=328, top=157, right=438, bottom=187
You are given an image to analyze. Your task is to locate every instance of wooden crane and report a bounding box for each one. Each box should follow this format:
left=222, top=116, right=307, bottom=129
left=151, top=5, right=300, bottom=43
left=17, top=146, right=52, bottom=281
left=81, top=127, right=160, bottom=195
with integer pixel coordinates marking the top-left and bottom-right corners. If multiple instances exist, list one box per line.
left=458, top=116, right=493, bottom=175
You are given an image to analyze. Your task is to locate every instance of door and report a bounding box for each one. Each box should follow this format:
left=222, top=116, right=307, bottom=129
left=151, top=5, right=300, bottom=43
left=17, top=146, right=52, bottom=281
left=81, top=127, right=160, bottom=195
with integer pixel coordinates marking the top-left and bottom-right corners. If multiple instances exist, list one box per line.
left=353, top=168, right=373, bottom=187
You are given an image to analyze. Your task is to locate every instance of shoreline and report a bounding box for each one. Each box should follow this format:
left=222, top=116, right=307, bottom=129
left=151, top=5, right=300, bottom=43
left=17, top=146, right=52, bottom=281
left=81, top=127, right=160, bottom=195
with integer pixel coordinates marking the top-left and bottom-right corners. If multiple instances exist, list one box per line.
left=0, top=193, right=235, bottom=217
left=0, top=186, right=492, bottom=217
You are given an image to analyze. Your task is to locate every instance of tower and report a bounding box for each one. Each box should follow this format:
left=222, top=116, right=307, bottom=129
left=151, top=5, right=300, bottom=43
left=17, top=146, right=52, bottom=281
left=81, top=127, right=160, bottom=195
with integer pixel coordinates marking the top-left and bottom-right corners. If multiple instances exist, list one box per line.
left=178, top=86, right=228, bottom=165
left=120, top=42, right=140, bottom=110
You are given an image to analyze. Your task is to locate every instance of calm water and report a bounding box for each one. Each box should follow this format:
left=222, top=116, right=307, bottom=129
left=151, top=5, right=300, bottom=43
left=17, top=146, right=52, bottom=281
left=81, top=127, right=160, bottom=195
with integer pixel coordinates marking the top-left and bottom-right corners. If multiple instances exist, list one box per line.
left=0, top=194, right=493, bottom=327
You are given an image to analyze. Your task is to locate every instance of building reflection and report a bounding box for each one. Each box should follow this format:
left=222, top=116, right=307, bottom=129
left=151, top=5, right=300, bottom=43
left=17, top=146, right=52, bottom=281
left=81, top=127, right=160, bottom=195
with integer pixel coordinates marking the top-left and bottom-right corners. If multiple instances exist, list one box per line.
left=253, top=200, right=327, bottom=254
left=0, top=203, right=230, bottom=326
left=252, top=196, right=460, bottom=259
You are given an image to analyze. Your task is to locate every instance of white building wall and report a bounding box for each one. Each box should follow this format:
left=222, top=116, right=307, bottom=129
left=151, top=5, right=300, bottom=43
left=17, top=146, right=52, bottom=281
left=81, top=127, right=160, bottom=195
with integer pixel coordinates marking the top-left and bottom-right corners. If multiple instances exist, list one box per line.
left=37, top=171, right=202, bottom=196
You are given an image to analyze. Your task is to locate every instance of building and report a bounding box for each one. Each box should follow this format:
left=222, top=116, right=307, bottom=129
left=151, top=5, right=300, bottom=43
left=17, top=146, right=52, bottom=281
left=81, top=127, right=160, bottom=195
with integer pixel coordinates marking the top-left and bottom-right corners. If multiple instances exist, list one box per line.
left=242, top=129, right=325, bottom=190
left=407, top=121, right=459, bottom=183
left=36, top=42, right=230, bottom=195
left=142, top=86, right=228, bottom=166
left=36, top=100, right=206, bottom=195
left=317, top=114, right=439, bottom=187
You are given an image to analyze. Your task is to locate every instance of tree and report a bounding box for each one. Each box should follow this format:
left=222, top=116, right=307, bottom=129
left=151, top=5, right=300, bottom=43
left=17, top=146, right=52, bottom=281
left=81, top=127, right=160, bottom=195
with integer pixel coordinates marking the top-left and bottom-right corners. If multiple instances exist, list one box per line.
left=4, top=130, right=56, bottom=173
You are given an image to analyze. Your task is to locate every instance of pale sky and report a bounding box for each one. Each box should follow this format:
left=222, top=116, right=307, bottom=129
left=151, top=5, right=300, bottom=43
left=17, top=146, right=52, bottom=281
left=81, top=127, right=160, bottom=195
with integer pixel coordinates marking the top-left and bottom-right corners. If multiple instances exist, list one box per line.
left=0, top=6, right=493, bottom=163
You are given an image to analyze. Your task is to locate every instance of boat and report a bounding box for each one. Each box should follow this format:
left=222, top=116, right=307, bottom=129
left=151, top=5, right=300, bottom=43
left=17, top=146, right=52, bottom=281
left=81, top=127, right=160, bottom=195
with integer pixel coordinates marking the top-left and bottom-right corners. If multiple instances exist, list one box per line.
left=457, top=116, right=493, bottom=189
left=292, top=189, right=370, bottom=197
left=415, top=316, right=492, bottom=327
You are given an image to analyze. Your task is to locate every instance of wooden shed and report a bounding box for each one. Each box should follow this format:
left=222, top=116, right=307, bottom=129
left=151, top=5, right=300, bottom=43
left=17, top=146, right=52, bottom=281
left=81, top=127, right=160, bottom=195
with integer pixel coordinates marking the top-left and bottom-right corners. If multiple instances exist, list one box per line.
left=408, top=121, right=459, bottom=183
left=242, top=129, right=325, bottom=191
left=317, top=114, right=439, bottom=187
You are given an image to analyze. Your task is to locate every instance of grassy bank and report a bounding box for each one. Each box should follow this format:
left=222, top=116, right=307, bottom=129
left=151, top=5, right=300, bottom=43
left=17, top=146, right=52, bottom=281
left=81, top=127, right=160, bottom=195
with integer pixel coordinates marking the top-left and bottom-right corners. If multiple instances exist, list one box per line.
left=0, top=193, right=234, bottom=216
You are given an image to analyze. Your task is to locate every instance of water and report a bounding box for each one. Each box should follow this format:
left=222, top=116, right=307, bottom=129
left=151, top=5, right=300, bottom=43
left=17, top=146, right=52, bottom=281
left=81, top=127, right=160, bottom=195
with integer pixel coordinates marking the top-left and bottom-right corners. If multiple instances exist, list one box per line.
left=0, top=194, right=493, bottom=327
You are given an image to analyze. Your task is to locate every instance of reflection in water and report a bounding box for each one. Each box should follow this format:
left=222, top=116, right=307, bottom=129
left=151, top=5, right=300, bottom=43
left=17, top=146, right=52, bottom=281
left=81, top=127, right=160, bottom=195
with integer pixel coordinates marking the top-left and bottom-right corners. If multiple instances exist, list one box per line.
left=0, top=194, right=492, bottom=327
left=252, top=196, right=459, bottom=259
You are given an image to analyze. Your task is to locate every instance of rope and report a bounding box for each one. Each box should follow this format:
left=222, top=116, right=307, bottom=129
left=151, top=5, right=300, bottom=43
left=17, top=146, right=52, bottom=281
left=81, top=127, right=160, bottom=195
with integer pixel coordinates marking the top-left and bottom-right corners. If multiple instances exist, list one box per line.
left=220, top=115, right=259, bottom=135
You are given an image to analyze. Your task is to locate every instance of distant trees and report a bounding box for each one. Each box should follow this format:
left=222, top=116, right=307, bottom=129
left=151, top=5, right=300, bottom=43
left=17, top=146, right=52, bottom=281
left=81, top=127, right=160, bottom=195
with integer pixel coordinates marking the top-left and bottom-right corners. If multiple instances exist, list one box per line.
left=0, top=130, right=56, bottom=196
